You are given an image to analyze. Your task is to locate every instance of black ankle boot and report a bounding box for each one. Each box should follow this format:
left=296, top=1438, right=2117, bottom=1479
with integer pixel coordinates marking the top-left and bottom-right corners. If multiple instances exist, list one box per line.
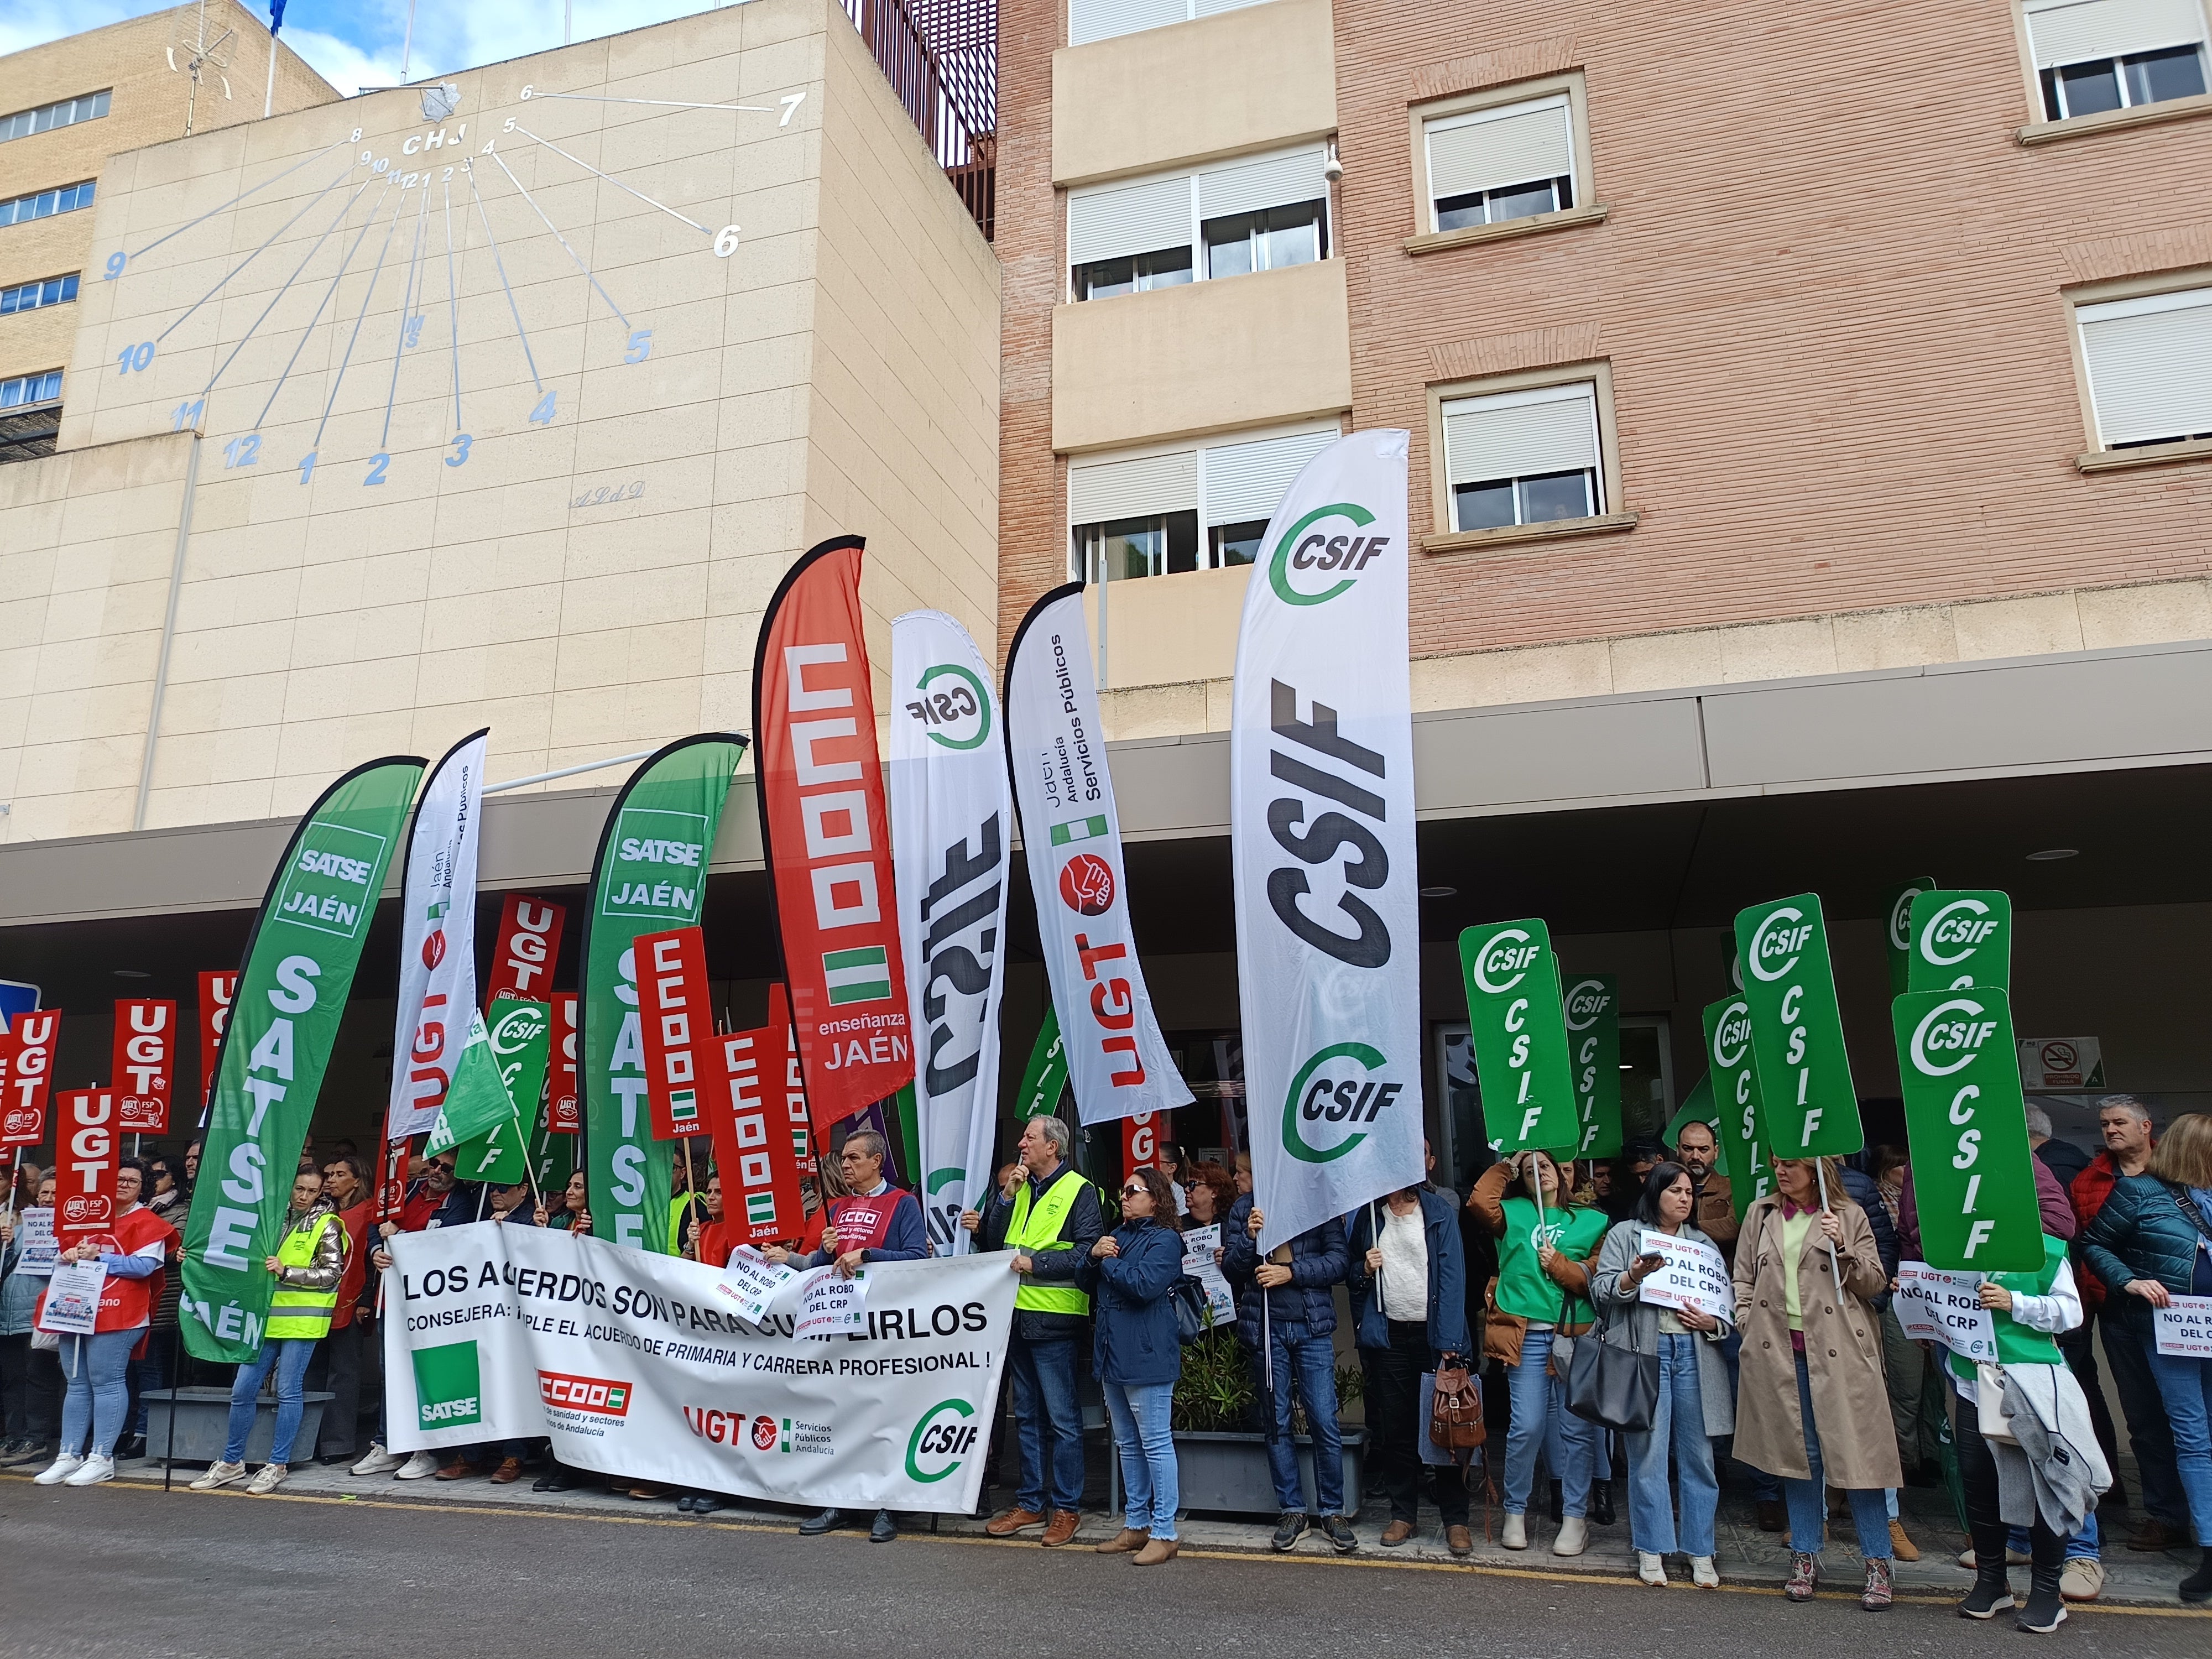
left=1959, top=1527, right=2015, bottom=1620
left=1548, top=1479, right=1563, bottom=1523
left=1592, top=1481, right=1614, bottom=1526
left=2017, top=1563, right=2065, bottom=1632
left=2181, top=1547, right=2212, bottom=1605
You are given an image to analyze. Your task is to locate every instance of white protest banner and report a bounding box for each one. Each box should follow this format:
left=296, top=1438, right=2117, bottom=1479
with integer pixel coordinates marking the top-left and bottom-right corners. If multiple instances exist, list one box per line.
left=890, top=610, right=1013, bottom=1256
left=35, top=1259, right=106, bottom=1336
left=2154, top=1296, right=2212, bottom=1358
left=794, top=1265, right=870, bottom=1340
left=388, top=730, right=489, bottom=1141
left=1895, top=1261, right=1997, bottom=1363
left=15, top=1206, right=56, bottom=1275
left=1635, top=1229, right=1736, bottom=1323
left=1232, top=431, right=1423, bottom=1252
left=383, top=1224, right=1013, bottom=1512
left=1003, top=587, right=1192, bottom=1128
left=1180, top=1222, right=1237, bottom=1327
left=711, top=1246, right=800, bottom=1326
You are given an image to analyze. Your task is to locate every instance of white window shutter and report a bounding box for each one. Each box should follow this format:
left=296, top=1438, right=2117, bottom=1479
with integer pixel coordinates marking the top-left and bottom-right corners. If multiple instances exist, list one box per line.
left=1069, top=0, right=1193, bottom=46
left=1070, top=448, right=1200, bottom=524
left=1193, top=0, right=1275, bottom=14
left=2024, top=0, right=2209, bottom=66
left=1425, top=96, right=1573, bottom=203
left=1201, top=429, right=1339, bottom=524
left=1443, top=383, right=1600, bottom=485
left=2079, top=288, right=2212, bottom=446
left=1196, top=147, right=1328, bottom=222
left=1068, top=173, right=1194, bottom=267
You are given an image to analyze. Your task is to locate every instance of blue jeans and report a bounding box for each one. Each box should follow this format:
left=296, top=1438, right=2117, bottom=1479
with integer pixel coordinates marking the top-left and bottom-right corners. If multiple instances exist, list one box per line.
left=2146, top=1347, right=2212, bottom=1547
left=60, top=1330, right=138, bottom=1459
left=1783, top=1353, right=1890, bottom=1557
left=1504, top=1329, right=1594, bottom=1517
left=2009, top=1511, right=2100, bottom=1562
left=1626, top=1332, right=1718, bottom=1556
left=1009, top=1333, right=1083, bottom=1514
left=223, top=1338, right=319, bottom=1466
left=1251, top=1317, right=1342, bottom=1516
left=1104, top=1379, right=1178, bottom=1538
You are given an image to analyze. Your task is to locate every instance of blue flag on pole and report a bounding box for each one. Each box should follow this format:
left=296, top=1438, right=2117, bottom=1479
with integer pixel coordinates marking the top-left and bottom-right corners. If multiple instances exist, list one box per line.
left=268, top=0, right=286, bottom=34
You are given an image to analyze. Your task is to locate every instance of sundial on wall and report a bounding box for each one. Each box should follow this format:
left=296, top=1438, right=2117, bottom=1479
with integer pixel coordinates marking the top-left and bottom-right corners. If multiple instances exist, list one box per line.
left=82, top=54, right=807, bottom=488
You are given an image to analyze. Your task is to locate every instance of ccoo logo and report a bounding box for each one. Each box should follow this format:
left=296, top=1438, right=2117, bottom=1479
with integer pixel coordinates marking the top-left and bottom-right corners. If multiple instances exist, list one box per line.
left=1266, top=503, right=1390, bottom=607
left=1058, top=853, right=1114, bottom=916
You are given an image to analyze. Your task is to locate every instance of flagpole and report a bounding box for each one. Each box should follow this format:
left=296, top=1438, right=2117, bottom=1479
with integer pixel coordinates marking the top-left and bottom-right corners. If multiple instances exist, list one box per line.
left=263, top=27, right=276, bottom=118
left=400, top=0, right=418, bottom=81
left=1815, top=1157, right=1847, bottom=1297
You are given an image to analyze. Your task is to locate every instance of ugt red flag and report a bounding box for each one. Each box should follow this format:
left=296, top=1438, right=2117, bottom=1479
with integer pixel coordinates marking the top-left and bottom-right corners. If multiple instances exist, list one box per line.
left=484, top=895, right=566, bottom=1006
left=113, top=999, right=178, bottom=1135
left=4, top=1009, right=60, bottom=1149
left=197, top=972, right=238, bottom=1111
left=752, top=538, right=912, bottom=1131
left=56, top=1089, right=119, bottom=1239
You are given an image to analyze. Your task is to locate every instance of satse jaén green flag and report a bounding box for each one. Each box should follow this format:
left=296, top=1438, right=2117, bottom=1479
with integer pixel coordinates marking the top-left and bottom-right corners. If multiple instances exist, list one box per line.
left=179, top=755, right=424, bottom=1361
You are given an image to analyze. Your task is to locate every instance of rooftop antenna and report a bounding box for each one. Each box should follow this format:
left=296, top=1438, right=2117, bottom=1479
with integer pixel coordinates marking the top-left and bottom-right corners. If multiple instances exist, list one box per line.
left=168, top=1, right=237, bottom=135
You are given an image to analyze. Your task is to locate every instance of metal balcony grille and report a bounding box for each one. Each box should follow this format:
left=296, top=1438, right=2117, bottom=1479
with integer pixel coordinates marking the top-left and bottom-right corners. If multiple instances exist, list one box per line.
left=839, top=0, right=996, bottom=239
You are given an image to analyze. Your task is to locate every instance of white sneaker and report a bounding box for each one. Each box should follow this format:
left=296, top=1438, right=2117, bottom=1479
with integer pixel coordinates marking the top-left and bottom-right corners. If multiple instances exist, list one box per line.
left=190, top=1460, right=247, bottom=1491
left=395, top=1451, right=441, bottom=1480
left=1637, top=1551, right=1668, bottom=1585
left=1691, top=1555, right=1720, bottom=1588
left=1501, top=1512, right=1528, bottom=1550
left=351, top=1443, right=403, bottom=1477
left=64, top=1454, right=115, bottom=1487
left=33, top=1454, right=85, bottom=1486
left=246, top=1463, right=288, bottom=1495
left=1552, top=1517, right=1589, bottom=1557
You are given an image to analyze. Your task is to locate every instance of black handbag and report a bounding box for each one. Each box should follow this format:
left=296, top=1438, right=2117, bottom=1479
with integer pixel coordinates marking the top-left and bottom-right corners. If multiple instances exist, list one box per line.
left=1564, top=1307, right=1660, bottom=1433
left=1170, top=1276, right=1210, bottom=1345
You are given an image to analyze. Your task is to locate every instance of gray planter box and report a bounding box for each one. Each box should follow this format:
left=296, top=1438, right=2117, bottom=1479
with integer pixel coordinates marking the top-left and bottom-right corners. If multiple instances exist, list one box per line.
left=1163, top=1427, right=1366, bottom=1519
left=143, top=1387, right=333, bottom=1465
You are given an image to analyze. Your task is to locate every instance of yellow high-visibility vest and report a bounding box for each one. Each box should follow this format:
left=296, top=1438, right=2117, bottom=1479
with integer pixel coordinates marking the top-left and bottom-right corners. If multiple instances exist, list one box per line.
left=1008, top=1168, right=1092, bottom=1316
left=264, top=1211, right=342, bottom=1340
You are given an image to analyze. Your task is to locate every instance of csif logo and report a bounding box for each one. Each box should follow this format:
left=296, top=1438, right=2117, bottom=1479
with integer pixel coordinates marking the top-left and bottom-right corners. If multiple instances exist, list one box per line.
left=1562, top=978, right=1612, bottom=1030
left=491, top=1001, right=550, bottom=1054
left=1908, top=997, right=2000, bottom=1078
left=906, top=1398, right=979, bottom=1483
left=1746, top=906, right=1812, bottom=982
left=1470, top=929, right=1538, bottom=996
left=1710, top=1000, right=1754, bottom=1069
left=1918, top=898, right=1999, bottom=966
left=1281, top=1042, right=1401, bottom=1165
left=906, top=663, right=991, bottom=750
left=1887, top=883, right=1926, bottom=952
left=1266, top=503, right=1389, bottom=607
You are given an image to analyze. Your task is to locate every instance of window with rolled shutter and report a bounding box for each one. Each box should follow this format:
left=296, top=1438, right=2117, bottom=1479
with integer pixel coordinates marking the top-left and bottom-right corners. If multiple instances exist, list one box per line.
left=1442, top=383, right=1603, bottom=530
left=1067, top=424, right=1342, bottom=576
left=2078, top=287, right=2212, bottom=447
left=1068, top=174, right=1195, bottom=269
left=1070, top=145, right=1332, bottom=298
left=1425, top=96, right=1574, bottom=231
left=2025, top=0, right=2208, bottom=65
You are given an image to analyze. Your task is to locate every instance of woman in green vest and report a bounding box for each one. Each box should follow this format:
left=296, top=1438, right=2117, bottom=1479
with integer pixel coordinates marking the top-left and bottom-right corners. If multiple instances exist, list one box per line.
left=190, top=1168, right=345, bottom=1496
left=1953, top=1232, right=2102, bottom=1634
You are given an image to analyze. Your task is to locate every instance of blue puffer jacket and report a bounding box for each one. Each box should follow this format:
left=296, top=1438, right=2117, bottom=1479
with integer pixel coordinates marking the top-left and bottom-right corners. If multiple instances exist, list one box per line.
left=1220, top=1195, right=1346, bottom=1344
left=2083, top=1175, right=2212, bottom=1331
left=1345, top=1188, right=1471, bottom=1362
left=1, top=1237, right=39, bottom=1337
left=1075, top=1217, right=1185, bottom=1387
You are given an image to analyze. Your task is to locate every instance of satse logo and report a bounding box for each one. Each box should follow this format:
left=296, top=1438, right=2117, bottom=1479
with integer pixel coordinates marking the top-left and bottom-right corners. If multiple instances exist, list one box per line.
left=1266, top=502, right=1390, bottom=607
left=413, top=1340, right=483, bottom=1428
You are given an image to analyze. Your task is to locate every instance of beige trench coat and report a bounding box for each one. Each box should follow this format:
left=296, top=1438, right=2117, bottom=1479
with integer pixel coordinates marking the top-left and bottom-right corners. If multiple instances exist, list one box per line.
left=1730, top=1194, right=1903, bottom=1490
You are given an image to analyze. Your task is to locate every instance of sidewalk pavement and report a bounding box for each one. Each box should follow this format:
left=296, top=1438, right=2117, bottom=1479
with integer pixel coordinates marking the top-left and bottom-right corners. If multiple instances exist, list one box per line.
left=13, top=1443, right=2199, bottom=1609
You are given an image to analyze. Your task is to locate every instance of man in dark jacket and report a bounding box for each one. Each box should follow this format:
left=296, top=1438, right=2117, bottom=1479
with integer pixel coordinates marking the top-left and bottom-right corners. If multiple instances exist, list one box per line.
left=1222, top=1194, right=1357, bottom=1554
left=964, top=1115, right=1103, bottom=1548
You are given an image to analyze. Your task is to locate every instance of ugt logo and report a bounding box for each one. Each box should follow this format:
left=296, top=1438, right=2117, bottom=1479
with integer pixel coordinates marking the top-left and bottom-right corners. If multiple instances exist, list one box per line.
left=1281, top=1042, right=1403, bottom=1165
left=1058, top=853, right=1114, bottom=916
left=905, top=1399, right=979, bottom=1483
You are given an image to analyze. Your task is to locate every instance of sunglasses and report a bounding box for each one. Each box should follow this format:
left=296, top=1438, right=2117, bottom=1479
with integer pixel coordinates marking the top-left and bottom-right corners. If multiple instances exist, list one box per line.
left=1120, top=1182, right=1147, bottom=1197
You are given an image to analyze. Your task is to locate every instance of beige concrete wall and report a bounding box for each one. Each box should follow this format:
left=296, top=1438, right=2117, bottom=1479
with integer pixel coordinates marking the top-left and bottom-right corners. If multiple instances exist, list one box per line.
left=0, top=0, right=1000, bottom=846
left=1050, top=0, right=1337, bottom=187
left=1051, top=254, right=1349, bottom=452
left=1082, top=560, right=1249, bottom=691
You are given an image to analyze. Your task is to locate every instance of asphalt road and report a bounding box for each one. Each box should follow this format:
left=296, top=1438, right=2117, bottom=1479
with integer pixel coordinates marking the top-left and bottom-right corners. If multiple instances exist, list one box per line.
left=3, top=1477, right=2208, bottom=1658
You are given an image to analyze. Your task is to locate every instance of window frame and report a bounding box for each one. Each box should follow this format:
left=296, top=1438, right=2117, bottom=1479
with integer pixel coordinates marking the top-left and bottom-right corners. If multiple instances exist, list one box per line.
left=2012, top=0, right=2212, bottom=138
left=0, top=368, right=65, bottom=410
left=1065, top=143, right=1334, bottom=305
left=0, top=272, right=81, bottom=316
left=2063, top=265, right=2212, bottom=470
left=1407, top=72, right=1597, bottom=245
left=1065, top=417, right=1348, bottom=582
left=0, top=179, right=97, bottom=229
left=1425, top=361, right=1626, bottom=546
left=0, top=90, right=112, bottom=146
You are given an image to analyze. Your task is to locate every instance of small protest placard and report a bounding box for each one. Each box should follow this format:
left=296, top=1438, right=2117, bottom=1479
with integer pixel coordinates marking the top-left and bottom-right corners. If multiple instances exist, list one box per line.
left=2154, top=1296, right=2212, bottom=1359
left=711, top=1246, right=800, bottom=1326
left=35, top=1258, right=106, bottom=1337
left=1634, top=1229, right=1736, bottom=1323
left=1179, top=1222, right=1237, bottom=1327
left=794, top=1264, right=869, bottom=1340
left=1895, top=1261, right=1996, bottom=1363
left=15, top=1206, right=56, bottom=1276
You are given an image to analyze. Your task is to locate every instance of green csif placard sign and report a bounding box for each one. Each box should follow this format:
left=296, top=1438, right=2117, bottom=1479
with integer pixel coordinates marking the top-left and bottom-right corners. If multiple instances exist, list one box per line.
left=1734, top=894, right=1863, bottom=1159
left=1457, top=920, right=1579, bottom=1156
left=1563, top=972, right=1621, bottom=1160
left=1703, top=994, right=1773, bottom=1221
left=453, top=997, right=552, bottom=1185
left=1014, top=1008, right=1068, bottom=1120
left=1906, top=890, right=2012, bottom=993
left=1891, top=985, right=2044, bottom=1270
left=180, top=755, right=424, bottom=1361
left=1882, top=876, right=1937, bottom=995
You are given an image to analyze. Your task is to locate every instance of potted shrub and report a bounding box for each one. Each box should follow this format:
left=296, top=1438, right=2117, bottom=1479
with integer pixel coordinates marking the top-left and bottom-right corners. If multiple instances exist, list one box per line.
left=1159, top=1327, right=1365, bottom=1518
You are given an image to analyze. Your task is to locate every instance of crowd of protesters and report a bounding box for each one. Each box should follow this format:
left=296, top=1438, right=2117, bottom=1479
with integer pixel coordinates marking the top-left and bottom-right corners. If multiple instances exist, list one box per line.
left=6, top=1094, right=2210, bottom=1627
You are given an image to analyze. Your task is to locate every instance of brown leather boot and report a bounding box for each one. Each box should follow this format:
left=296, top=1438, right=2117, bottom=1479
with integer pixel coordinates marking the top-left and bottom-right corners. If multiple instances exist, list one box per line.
left=1132, top=1537, right=1178, bottom=1566
left=489, top=1458, right=524, bottom=1485
left=985, top=1506, right=1044, bottom=1536
left=1095, top=1527, right=1146, bottom=1553
left=1040, top=1509, right=1080, bottom=1547
left=1446, top=1524, right=1473, bottom=1557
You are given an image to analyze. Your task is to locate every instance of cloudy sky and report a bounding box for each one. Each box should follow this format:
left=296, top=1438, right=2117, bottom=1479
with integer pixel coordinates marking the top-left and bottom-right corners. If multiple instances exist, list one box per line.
left=1, top=0, right=751, bottom=97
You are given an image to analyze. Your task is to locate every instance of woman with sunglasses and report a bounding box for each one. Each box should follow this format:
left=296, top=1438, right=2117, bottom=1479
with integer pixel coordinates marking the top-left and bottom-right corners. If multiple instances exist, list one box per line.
left=1079, top=1167, right=1187, bottom=1564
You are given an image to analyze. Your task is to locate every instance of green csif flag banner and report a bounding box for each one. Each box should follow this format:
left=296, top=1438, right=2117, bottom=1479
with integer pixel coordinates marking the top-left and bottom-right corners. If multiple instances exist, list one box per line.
left=1882, top=877, right=1937, bottom=995
left=1665, top=1073, right=1718, bottom=1150
left=1014, top=1008, right=1068, bottom=1120
left=451, top=998, right=552, bottom=1186
left=1734, top=894, right=1863, bottom=1159
left=1892, top=985, right=2044, bottom=1270
left=424, top=1010, right=517, bottom=1156
left=179, top=754, right=424, bottom=1361
left=1457, top=920, right=1579, bottom=1156
left=1704, top=993, right=1773, bottom=1222
left=581, top=735, right=745, bottom=1252
left=1563, top=972, right=1621, bottom=1160
left=1906, top=890, right=2012, bottom=993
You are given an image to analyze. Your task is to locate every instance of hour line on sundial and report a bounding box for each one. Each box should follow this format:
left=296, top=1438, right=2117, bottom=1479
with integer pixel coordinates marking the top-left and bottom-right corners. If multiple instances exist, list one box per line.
left=484, top=146, right=631, bottom=328
left=380, top=183, right=434, bottom=451
left=462, top=158, right=545, bottom=397
left=109, top=133, right=354, bottom=274
left=506, top=125, right=713, bottom=239
left=517, top=87, right=807, bottom=126
left=155, top=162, right=354, bottom=346
left=312, top=189, right=409, bottom=450
left=200, top=175, right=371, bottom=402
left=252, top=178, right=395, bottom=432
